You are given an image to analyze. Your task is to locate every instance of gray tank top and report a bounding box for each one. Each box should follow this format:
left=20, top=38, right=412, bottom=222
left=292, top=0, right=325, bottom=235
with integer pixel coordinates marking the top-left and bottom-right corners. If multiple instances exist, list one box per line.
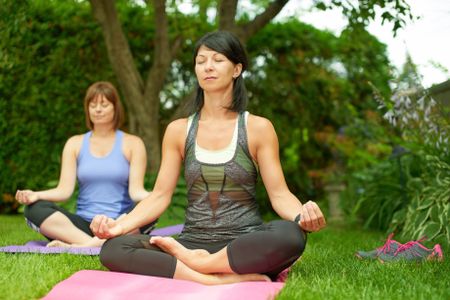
left=179, top=112, right=263, bottom=242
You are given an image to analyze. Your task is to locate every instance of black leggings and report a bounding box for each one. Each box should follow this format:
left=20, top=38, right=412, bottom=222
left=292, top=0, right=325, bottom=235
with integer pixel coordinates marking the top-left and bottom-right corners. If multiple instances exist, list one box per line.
left=100, top=220, right=306, bottom=279
left=24, top=201, right=93, bottom=239
left=24, top=200, right=155, bottom=240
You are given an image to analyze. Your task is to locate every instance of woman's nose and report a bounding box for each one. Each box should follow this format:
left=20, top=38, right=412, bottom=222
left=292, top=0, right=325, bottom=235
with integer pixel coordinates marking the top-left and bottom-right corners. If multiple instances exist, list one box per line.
left=204, top=59, right=213, bottom=71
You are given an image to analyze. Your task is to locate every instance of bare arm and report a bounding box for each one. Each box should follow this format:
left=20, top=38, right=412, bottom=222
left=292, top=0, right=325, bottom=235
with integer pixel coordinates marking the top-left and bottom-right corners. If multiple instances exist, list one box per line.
left=15, top=136, right=80, bottom=205
left=91, top=119, right=186, bottom=238
left=125, top=134, right=151, bottom=202
left=249, top=115, right=326, bottom=232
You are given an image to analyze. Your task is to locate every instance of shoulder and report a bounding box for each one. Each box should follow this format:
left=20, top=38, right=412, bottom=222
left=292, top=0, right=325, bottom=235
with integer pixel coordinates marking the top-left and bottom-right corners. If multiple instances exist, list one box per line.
left=122, top=132, right=145, bottom=148
left=63, top=134, right=85, bottom=157
left=246, top=114, right=278, bottom=153
left=163, top=118, right=189, bottom=154
left=247, top=113, right=275, bottom=134
left=121, top=132, right=146, bottom=159
left=165, top=118, right=189, bottom=137
left=65, top=134, right=84, bottom=149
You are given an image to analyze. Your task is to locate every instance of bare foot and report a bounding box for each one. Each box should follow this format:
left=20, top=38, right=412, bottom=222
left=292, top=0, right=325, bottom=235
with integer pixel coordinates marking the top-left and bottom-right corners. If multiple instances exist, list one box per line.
left=206, top=273, right=271, bottom=285
left=47, top=240, right=71, bottom=248
left=46, top=237, right=104, bottom=248
left=150, top=236, right=210, bottom=269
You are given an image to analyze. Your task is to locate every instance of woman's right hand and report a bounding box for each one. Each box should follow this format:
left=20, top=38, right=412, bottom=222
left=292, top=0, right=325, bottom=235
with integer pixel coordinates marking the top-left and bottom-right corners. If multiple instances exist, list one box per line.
left=15, top=190, right=39, bottom=205
left=90, top=214, right=124, bottom=239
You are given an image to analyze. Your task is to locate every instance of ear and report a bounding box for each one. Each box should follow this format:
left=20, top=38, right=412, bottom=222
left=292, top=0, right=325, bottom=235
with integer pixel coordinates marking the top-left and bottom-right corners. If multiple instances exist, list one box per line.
left=233, top=63, right=243, bottom=79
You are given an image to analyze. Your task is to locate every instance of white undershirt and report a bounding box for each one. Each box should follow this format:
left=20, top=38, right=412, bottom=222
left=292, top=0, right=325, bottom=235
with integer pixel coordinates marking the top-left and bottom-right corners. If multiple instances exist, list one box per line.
left=187, top=112, right=249, bottom=164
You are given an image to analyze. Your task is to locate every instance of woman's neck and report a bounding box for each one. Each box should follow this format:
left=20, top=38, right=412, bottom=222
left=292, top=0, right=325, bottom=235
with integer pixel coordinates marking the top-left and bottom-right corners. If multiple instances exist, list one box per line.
left=91, top=125, right=115, bottom=138
left=202, top=89, right=235, bottom=120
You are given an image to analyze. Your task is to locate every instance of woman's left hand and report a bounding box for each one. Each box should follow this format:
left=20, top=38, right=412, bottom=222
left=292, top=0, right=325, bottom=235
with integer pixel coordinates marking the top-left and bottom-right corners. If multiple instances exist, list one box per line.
left=90, top=214, right=124, bottom=239
left=297, top=201, right=326, bottom=232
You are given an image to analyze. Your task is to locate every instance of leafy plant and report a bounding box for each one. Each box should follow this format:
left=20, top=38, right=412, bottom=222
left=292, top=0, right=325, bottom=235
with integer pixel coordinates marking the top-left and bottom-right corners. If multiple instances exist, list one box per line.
left=350, top=56, right=450, bottom=247
left=392, top=154, right=450, bottom=248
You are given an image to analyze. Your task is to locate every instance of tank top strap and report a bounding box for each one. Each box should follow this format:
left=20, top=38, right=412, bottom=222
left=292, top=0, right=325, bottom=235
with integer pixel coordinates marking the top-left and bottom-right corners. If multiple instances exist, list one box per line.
left=78, top=131, right=92, bottom=161
left=112, top=130, right=124, bottom=155
left=237, top=111, right=252, bottom=160
left=184, top=112, right=200, bottom=156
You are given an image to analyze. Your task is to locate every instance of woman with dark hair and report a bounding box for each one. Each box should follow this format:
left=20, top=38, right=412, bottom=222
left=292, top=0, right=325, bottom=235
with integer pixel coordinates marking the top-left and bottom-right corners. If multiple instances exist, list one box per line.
left=15, top=81, right=152, bottom=248
left=91, top=31, right=326, bottom=285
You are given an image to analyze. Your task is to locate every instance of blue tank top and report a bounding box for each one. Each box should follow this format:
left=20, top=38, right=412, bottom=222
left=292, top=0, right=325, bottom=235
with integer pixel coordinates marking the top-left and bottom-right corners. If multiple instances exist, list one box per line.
left=76, top=130, right=134, bottom=222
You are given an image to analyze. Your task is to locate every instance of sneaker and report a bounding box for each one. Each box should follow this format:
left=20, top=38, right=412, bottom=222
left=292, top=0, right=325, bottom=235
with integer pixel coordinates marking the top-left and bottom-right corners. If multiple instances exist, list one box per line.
left=355, top=233, right=402, bottom=260
left=378, top=238, right=444, bottom=263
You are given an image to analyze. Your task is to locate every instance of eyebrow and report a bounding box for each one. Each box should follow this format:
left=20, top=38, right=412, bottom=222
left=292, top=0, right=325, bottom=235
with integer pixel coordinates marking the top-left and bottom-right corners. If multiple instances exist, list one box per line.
left=197, top=51, right=225, bottom=57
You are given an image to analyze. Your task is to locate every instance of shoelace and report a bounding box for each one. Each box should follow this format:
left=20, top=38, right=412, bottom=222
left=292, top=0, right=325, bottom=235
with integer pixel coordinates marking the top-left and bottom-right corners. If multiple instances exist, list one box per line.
left=376, top=233, right=396, bottom=254
left=394, top=237, right=427, bottom=256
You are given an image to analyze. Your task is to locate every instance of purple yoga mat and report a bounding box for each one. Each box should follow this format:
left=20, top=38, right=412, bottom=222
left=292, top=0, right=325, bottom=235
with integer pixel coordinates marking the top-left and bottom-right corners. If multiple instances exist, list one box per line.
left=0, top=241, right=100, bottom=255
left=0, top=224, right=184, bottom=255
left=151, top=223, right=184, bottom=236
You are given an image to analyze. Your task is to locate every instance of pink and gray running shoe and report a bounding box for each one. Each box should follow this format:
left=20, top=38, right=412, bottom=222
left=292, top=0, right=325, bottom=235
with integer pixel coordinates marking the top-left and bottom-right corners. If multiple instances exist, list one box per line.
left=378, top=238, right=444, bottom=263
left=355, top=233, right=402, bottom=260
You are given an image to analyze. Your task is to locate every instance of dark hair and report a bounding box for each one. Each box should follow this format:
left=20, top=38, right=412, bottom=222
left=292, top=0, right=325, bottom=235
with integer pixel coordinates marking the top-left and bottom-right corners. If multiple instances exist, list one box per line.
left=190, top=31, right=249, bottom=113
left=83, top=81, right=124, bottom=130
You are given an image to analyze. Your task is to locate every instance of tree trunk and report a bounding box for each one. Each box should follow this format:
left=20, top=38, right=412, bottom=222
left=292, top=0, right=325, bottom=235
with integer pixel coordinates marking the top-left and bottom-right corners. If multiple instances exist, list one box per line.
left=89, top=0, right=177, bottom=172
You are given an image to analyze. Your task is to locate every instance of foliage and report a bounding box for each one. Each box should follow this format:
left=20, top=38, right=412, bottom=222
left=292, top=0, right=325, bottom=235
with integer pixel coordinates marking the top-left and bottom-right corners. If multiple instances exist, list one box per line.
left=313, top=0, right=414, bottom=35
left=379, top=66, right=449, bottom=247
left=392, top=154, right=450, bottom=247
left=348, top=152, right=420, bottom=230
left=246, top=20, right=392, bottom=200
left=0, top=0, right=115, bottom=213
left=345, top=55, right=450, bottom=247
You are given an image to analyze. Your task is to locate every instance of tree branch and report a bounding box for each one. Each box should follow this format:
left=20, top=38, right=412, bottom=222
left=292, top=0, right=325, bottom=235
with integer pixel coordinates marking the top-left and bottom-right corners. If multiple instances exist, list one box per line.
left=238, top=0, right=289, bottom=42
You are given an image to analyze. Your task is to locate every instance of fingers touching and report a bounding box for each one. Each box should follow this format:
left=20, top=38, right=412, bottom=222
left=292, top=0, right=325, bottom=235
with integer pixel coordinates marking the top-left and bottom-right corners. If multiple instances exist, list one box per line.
left=15, top=190, right=38, bottom=205
left=299, top=201, right=326, bottom=232
left=90, top=215, right=122, bottom=239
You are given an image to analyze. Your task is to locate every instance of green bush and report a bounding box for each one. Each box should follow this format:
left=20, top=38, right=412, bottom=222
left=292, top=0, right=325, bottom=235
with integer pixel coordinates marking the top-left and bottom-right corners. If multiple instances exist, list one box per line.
left=346, top=78, right=450, bottom=247
left=393, top=154, right=450, bottom=247
left=0, top=1, right=113, bottom=213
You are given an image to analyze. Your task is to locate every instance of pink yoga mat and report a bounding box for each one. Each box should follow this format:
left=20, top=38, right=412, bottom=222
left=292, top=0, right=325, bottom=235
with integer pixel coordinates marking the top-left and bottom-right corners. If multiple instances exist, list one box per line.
left=43, top=270, right=284, bottom=300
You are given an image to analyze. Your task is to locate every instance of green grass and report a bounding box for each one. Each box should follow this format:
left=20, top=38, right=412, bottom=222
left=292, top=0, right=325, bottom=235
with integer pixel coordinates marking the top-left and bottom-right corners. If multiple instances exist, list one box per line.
left=0, top=215, right=449, bottom=300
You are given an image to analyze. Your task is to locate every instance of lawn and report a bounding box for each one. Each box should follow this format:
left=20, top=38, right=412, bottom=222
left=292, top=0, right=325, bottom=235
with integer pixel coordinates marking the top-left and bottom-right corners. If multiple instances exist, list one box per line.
left=0, top=214, right=448, bottom=300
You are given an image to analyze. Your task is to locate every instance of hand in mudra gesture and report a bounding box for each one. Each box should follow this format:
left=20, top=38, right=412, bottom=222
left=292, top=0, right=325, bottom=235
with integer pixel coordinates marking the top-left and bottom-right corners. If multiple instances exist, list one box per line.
left=297, top=200, right=326, bottom=233
left=90, top=214, right=124, bottom=239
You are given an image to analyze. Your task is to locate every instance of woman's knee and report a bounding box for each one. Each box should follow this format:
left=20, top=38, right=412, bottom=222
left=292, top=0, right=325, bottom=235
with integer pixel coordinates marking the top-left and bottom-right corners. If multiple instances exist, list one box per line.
left=100, top=234, right=177, bottom=278
left=272, top=220, right=307, bottom=257
left=24, top=201, right=43, bottom=220
left=100, top=236, right=130, bottom=270
left=24, top=201, right=55, bottom=229
left=228, top=220, right=307, bottom=274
